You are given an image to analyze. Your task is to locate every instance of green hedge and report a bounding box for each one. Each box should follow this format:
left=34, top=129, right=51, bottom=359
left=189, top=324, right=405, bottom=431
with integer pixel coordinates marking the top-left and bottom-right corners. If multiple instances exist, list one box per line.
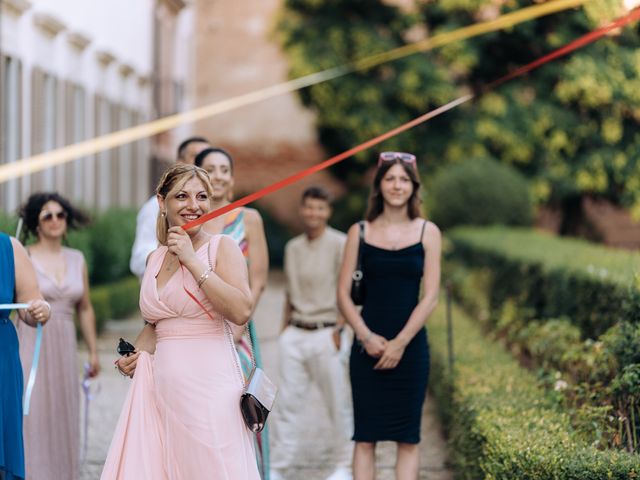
left=448, top=226, right=640, bottom=338
left=429, top=158, right=533, bottom=230
left=89, top=276, right=140, bottom=333
left=0, top=208, right=137, bottom=285
left=446, top=227, right=640, bottom=451
left=429, top=303, right=640, bottom=479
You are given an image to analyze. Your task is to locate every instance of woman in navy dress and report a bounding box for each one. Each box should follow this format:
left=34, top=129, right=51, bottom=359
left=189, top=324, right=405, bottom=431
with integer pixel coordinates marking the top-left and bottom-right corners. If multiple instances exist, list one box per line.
left=338, top=152, right=441, bottom=480
left=0, top=233, right=50, bottom=480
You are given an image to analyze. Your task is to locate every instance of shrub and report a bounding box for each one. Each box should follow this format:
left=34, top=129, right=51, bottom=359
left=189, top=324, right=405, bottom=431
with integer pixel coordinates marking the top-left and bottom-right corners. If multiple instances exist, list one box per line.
left=0, top=212, right=18, bottom=235
left=89, top=276, right=140, bottom=333
left=109, top=276, right=141, bottom=319
left=446, top=227, right=640, bottom=451
left=89, top=286, right=112, bottom=334
left=88, top=208, right=137, bottom=284
left=253, top=205, right=292, bottom=268
left=0, top=208, right=137, bottom=283
left=429, top=302, right=640, bottom=478
left=449, top=226, right=640, bottom=338
left=429, top=158, right=533, bottom=230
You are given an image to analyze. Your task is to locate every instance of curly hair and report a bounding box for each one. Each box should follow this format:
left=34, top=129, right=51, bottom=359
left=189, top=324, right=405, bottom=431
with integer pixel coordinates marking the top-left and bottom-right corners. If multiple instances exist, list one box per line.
left=19, top=192, right=91, bottom=242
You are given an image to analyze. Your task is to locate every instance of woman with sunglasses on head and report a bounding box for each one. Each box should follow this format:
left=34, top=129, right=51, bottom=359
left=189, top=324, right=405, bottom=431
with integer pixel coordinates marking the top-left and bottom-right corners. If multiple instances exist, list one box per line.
left=0, top=232, right=50, bottom=480
left=16, top=193, right=99, bottom=480
left=337, top=152, right=441, bottom=480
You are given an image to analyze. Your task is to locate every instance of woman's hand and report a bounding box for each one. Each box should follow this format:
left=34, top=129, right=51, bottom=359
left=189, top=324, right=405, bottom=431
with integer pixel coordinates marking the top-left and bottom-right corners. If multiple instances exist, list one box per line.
left=27, top=299, right=50, bottom=325
left=116, top=351, right=140, bottom=378
left=88, top=352, right=101, bottom=377
left=363, top=332, right=387, bottom=358
left=374, top=337, right=407, bottom=370
left=166, top=226, right=197, bottom=265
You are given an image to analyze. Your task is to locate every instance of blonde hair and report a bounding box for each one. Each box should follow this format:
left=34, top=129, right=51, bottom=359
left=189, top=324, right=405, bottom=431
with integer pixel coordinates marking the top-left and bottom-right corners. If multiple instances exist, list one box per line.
left=155, top=164, right=214, bottom=245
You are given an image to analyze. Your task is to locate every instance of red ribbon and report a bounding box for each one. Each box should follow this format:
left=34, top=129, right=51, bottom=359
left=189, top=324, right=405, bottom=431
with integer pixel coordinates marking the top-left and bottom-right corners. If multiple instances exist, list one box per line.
left=182, top=8, right=640, bottom=232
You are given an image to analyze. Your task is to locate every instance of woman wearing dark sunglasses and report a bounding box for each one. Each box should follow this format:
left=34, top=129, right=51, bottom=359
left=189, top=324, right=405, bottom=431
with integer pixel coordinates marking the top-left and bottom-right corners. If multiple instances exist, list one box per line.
left=17, top=192, right=100, bottom=480
left=338, top=152, right=442, bottom=480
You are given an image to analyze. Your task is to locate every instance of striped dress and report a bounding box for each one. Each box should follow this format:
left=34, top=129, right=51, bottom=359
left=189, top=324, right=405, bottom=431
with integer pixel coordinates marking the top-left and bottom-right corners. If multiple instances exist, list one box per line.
left=223, top=209, right=270, bottom=480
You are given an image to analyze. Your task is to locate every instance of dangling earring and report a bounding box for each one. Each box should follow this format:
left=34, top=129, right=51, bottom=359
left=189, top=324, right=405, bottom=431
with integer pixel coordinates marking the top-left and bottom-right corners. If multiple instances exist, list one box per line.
left=161, top=211, right=166, bottom=217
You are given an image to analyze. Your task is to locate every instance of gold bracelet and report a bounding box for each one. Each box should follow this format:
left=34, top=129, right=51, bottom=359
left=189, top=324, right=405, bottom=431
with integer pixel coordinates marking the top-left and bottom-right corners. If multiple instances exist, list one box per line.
left=197, top=267, right=212, bottom=288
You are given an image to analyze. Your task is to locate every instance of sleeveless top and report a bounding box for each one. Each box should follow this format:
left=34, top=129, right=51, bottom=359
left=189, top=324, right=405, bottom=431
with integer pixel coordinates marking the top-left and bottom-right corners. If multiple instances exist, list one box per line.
left=223, top=209, right=249, bottom=259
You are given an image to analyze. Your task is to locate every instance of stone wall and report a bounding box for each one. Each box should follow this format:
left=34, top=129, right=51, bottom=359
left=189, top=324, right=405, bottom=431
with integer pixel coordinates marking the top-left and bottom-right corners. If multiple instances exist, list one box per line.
left=193, top=0, right=342, bottom=229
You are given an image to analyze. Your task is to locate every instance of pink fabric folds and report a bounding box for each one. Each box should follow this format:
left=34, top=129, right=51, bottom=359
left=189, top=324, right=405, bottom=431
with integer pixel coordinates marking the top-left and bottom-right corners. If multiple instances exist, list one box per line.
left=101, top=352, right=165, bottom=479
left=101, top=235, right=260, bottom=480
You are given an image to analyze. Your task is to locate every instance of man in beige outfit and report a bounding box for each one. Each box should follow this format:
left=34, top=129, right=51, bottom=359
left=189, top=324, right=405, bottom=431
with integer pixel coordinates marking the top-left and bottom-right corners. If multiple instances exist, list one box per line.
left=271, top=186, right=353, bottom=480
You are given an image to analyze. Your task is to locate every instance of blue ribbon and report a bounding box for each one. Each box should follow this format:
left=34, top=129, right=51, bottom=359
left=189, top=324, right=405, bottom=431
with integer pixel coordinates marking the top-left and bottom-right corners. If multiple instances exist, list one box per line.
left=23, top=322, right=43, bottom=416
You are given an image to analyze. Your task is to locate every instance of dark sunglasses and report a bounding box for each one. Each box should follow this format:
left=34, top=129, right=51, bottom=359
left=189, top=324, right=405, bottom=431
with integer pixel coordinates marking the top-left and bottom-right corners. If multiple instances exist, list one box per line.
left=39, top=210, right=68, bottom=222
left=377, top=151, right=417, bottom=169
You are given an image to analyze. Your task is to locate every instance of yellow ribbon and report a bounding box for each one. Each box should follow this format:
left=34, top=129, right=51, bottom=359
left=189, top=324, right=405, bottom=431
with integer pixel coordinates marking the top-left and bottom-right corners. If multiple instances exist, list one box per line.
left=0, top=0, right=587, bottom=184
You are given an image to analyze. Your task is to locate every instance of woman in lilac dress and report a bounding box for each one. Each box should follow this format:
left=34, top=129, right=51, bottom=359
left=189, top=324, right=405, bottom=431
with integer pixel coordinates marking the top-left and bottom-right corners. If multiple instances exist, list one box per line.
left=17, top=193, right=99, bottom=480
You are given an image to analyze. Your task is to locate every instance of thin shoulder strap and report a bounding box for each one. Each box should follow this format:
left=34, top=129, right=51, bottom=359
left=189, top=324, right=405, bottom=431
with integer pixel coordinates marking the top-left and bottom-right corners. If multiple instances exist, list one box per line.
left=420, top=220, right=428, bottom=242
left=356, top=221, right=365, bottom=270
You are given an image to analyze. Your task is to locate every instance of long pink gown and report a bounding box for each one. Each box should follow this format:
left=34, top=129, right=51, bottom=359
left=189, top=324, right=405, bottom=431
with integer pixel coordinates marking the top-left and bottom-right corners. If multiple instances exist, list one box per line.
left=101, top=235, right=260, bottom=479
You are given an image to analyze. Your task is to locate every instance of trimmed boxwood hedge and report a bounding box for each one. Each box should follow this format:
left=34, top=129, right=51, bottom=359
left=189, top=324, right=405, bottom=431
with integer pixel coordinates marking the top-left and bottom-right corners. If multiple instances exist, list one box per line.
left=429, top=303, right=640, bottom=479
left=89, top=276, right=140, bottom=333
left=447, top=226, right=640, bottom=338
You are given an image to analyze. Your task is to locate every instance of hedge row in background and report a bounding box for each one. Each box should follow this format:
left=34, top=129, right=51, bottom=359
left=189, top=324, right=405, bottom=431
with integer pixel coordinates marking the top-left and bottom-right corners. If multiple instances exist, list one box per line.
left=90, top=276, right=140, bottom=333
left=448, top=226, right=640, bottom=338
left=429, top=303, right=640, bottom=479
left=0, top=208, right=137, bottom=285
left=428, top=158, right=533, bottom=230
left=446, top=226, right=640, bottom=452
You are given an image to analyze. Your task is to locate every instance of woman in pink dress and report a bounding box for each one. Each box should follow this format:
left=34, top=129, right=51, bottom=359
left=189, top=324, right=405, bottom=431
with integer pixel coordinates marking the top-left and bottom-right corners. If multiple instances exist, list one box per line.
left=101, top=164, right=260, bottom=479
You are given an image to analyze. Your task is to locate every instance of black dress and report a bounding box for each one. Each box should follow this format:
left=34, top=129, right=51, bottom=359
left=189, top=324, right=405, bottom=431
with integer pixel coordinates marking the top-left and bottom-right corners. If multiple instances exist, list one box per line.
left=349, top=228, right=429, bottom=444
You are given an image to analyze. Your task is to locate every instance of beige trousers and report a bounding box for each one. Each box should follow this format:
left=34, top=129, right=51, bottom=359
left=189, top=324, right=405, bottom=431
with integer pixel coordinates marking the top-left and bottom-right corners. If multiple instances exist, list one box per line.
left=271, top=325, right=354, bottom=471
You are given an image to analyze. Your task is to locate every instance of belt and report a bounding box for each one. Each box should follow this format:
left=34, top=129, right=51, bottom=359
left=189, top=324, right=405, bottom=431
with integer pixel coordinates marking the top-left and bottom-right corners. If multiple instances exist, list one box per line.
left=289, top=319, right=336, bottom=331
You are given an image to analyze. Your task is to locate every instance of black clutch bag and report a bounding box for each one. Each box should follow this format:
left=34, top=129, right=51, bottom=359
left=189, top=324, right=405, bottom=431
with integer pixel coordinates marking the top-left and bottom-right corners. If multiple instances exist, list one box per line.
left=350, top=221, right=365, bottom=305
left=117, top=337, right=135, bottom=357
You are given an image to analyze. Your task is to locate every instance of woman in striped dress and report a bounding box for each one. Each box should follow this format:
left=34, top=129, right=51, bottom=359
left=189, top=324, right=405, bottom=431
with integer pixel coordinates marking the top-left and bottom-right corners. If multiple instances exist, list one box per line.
left=195, top=147, right=271, bottom=479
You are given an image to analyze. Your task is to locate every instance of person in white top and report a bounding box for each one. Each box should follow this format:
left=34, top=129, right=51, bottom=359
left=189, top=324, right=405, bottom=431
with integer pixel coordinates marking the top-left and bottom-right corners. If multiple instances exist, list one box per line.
left=129, top=137, right=210, bottom=278
left=271, top=186, right=353, bottom=480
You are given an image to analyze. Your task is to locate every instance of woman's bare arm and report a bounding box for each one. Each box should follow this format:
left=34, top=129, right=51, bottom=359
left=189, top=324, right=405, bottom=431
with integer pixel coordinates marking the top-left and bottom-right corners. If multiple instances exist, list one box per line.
left=12, top=237, right=49, bottom=326
left=187, top=236, right=253, bottom=325
left=337, top=223, right=387, bottom=358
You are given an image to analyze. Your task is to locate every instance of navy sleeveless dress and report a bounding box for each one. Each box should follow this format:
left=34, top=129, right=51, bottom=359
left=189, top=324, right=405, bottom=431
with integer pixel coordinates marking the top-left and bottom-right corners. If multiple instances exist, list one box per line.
left=349, top=226, right=430, bottom=444
left=0, top=233, right=25, bottom=479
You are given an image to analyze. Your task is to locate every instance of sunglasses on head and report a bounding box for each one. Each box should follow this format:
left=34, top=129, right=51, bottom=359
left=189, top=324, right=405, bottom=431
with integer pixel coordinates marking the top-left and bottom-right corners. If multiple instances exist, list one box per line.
left=377, top=151, right=417, bottom=169
left=40, top=210, right=68, bottom=222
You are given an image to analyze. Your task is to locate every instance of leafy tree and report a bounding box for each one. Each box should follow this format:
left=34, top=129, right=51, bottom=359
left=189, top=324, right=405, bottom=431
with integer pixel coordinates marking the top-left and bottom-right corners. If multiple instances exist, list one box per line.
left=278, top=0, right=459, bottom=226
left=279, top=0, right=640, bottom=229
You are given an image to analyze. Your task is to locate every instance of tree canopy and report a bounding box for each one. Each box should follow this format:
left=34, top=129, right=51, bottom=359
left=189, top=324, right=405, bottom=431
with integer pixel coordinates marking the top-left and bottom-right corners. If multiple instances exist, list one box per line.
left=278, top=0, right=640, bottom=226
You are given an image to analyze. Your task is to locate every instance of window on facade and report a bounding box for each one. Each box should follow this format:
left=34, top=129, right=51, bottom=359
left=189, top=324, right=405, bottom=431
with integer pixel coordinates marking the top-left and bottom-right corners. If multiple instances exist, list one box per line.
left=63, top=82, right=87, bottom=202
left=1, top=55, right=23, bottom=214
left=94, top=94, right=111, bottom=209
left=31, top=68, right=58, bottom=192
